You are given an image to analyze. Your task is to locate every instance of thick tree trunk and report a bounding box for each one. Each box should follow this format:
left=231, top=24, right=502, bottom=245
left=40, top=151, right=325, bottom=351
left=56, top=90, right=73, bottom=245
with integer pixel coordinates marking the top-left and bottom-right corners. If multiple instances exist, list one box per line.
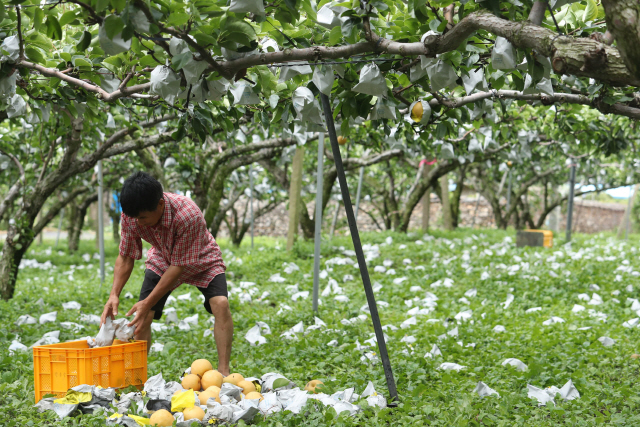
left=422, top=164, right=431, bottom=232
left=287, top=147, right=305, bottom=251
left=450, top=166, right=466, bottom=229
left=440, top=174, right=453, bottom=231
left=0, top=225, right=30, bottom=300
left=69, top=193, right=98, bottom=252
left=602, top=0, right=640, bottom=81
left=66, top=199, right=78, bottom=251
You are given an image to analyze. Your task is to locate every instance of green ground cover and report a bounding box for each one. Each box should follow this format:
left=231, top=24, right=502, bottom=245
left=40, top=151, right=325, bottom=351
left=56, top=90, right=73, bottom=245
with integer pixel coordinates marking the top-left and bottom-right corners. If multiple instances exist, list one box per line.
left=2, top=229, right=640, bottom=426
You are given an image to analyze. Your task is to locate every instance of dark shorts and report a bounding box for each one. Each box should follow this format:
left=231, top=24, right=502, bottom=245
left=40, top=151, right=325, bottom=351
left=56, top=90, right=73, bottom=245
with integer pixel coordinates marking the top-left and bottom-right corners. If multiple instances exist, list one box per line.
left=139, top=270, right=228, bottom=320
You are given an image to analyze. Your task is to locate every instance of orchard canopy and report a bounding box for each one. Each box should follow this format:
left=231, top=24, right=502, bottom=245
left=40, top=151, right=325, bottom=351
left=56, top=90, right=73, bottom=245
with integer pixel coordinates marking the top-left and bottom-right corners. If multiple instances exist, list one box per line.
left=1, top=0, right=640, bottom=299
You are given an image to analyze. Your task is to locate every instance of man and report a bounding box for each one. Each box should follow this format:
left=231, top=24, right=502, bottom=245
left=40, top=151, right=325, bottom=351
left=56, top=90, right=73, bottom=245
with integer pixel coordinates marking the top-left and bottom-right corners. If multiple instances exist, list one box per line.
left=100, top=172, right=233, bottom=376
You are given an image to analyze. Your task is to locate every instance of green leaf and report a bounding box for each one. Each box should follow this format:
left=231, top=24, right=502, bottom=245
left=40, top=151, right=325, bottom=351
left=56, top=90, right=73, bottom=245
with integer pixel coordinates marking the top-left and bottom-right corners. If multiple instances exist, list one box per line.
left=24, top=47, right=45, bottom=64
left=583, top=0, right=597, bottom=22
left=76, top=31, right=92, bottom=52
left=168, top=12, right=190, bottom=26
left=25, top=33, right=54, bottom=51
left=73, top=57, right=93, bottom=68
left=45, top=16, right=62, bottom=40
left=328, top=26, right=342, bottom=46
left=172, top=115, right=188, bottom=140
left=59, top=10, right=78, bottom=27
left=192, top=32, right=217, bottom=47
left=218, top=20, right=256, bottom=49
left=32, top=6, right=43, bottom=31
left=272, top=378, right=290, bottom=389
left=112, top=0, right=126, bottom=13
left=104, top=15, right=125, bottom=40
left=95, top=0, right=109, bottom=12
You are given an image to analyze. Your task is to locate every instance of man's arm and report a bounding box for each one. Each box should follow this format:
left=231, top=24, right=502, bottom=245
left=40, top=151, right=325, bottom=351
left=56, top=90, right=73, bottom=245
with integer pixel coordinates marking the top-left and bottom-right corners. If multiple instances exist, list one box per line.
left=101, top=254, right=135, bottom=325
left=127, top=265, right=185, bottom=333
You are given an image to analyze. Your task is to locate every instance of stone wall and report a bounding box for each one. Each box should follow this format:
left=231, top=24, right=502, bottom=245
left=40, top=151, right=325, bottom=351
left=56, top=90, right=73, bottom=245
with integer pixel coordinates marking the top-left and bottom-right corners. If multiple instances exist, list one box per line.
left=216, top=196, right=626, bottom=238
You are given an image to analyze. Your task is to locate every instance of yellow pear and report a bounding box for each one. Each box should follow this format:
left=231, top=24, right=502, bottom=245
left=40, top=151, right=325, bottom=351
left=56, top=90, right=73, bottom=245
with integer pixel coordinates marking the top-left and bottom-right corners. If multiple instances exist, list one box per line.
left=149, top=409, right=174, bottom=426
left=201, top=370, right=223, bottom=389
left=237, top=380, right=256, bottom=394
left=198, top=388, right=221, bottom=404
left=181, top=374, right=201, bottom=391
left=223, top=373, right=244, bottom=386
left=245, top=391, right=264, bottom=401
left=183, top=406, right=205, bottom=421
left=191, top=359, right=213, bottom=377
left=305, top=380, right=324, bottom=393
left=411, top=101, right=423, bottom=122
left=337, top=136, right=347, bottom=145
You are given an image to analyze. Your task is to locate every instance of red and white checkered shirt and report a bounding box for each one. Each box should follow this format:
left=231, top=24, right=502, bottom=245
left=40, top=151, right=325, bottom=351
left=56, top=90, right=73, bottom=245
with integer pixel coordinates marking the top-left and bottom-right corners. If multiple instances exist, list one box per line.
left=119, top=193, right=226, bottom=290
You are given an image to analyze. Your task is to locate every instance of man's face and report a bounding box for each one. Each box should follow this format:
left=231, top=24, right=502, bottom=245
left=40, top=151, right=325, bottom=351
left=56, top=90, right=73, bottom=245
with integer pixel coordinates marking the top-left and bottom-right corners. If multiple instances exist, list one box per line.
left=134, top=199, right=165, bottom=227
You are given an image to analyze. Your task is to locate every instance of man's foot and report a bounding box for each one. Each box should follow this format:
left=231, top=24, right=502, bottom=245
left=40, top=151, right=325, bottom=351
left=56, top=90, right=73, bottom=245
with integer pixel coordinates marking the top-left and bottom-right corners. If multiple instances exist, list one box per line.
left=217, top=368, right=230, bottom=376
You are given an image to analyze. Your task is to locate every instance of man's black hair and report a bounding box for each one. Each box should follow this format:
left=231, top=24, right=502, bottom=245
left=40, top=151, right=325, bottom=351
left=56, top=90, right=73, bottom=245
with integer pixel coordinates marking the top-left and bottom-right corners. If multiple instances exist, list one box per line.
left=120, top=171, right=164, bottom=217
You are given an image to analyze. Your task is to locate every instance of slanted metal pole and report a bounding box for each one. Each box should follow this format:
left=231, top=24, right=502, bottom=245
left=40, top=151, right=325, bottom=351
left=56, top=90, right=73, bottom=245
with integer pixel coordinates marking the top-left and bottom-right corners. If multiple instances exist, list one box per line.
left=249, top=164, right=254, bottom=249
left=354, top=166, right=365, bottom=222
left=320, top=93, right=398, bottom=404
left=566, top=164, right=576, bottom=243
left=98, top=156, right=105, bottom=285
left=312, top=133, right=325, bottom=313
left=55, top=208, right=64, bottom=247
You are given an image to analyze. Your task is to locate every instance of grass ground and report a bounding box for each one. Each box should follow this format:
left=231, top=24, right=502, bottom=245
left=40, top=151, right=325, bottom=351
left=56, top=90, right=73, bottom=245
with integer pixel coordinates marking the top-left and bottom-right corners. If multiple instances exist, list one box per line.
left=2, top=229, right=640, bottom=426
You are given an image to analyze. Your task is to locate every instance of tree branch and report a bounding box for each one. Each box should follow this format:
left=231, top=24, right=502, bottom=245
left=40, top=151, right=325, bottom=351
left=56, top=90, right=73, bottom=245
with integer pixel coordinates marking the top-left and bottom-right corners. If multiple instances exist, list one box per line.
left=528, top=1, right=548, bottom=26
left=18, top=60, right=151, bottom=102
left=602, top=0, right=640, bottom=80
left=16, top=6, right=24, bottom=60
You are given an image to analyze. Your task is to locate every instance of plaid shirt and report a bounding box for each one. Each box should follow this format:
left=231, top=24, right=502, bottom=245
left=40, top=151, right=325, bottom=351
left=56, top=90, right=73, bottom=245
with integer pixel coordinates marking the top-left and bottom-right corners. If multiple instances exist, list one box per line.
left=119, top=193, right=226, bottom=290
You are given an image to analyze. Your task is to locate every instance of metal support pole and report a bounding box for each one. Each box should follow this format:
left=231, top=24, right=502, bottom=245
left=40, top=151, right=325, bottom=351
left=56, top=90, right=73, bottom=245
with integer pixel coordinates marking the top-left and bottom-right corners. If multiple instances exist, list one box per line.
left=625, top=184, right=638, bottom=240
left=249, top=164, right=254, bottom=249
left=320, top=93, right=398, bottom=404
left=312, top=133, right=325, bottom=313
left=55, top=208, right=64, bottom=247
left=566, top=164, right=576, bottom=243
left=354, top=166, right=364, bottom=222
left=505, top=169, right=513, bottom=213
left=330, top=198, right=340, bottom=238
left=98, top=157, right=105, bottom=285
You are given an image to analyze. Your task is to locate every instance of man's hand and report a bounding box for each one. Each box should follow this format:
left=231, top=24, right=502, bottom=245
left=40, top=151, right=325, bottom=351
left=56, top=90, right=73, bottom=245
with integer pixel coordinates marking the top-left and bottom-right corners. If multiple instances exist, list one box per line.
left=101, top=295, right=120, bottom=326
left=127, top=300, right=151, bottom=335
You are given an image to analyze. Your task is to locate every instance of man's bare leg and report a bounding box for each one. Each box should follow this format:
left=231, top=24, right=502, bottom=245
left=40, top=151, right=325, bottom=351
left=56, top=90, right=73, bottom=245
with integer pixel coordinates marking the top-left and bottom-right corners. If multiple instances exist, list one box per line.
left=135, top=310, right=156, bottom=354
left=209, top=296, right=233, bottom=376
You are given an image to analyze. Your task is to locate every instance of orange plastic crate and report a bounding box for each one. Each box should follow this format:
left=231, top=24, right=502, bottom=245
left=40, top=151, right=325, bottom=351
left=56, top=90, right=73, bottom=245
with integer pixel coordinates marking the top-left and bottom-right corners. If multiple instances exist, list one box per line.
left=33, top=339, right=147, bottom=402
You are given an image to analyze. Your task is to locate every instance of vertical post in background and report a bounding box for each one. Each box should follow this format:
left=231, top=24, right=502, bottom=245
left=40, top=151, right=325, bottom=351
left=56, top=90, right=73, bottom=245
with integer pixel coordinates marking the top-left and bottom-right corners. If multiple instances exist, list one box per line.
left=619, top=183, right=639, bottom=240
left=55, top=208, right=64, bottom=247
left=422, top=163, right=431, bottom=232
left=440, top=174, right=453, bottom=231
left=354, top=166, right=365, bottom=222
left=98, top=156, right=105, bottom=285
left=320, top=93, right=398, bottom=404
left=505, top=169, right=513, bottom=213
left=312, top=133, right=325, bottom=313
left=249, top=164, right=254, bottom=249
left=627, top=184, right=639, bottom=239
left=566, top=164, right=576, bottom=243
left=286, top=146, right=305, bottom=251
left=330, top=199, right=340, bottom=238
